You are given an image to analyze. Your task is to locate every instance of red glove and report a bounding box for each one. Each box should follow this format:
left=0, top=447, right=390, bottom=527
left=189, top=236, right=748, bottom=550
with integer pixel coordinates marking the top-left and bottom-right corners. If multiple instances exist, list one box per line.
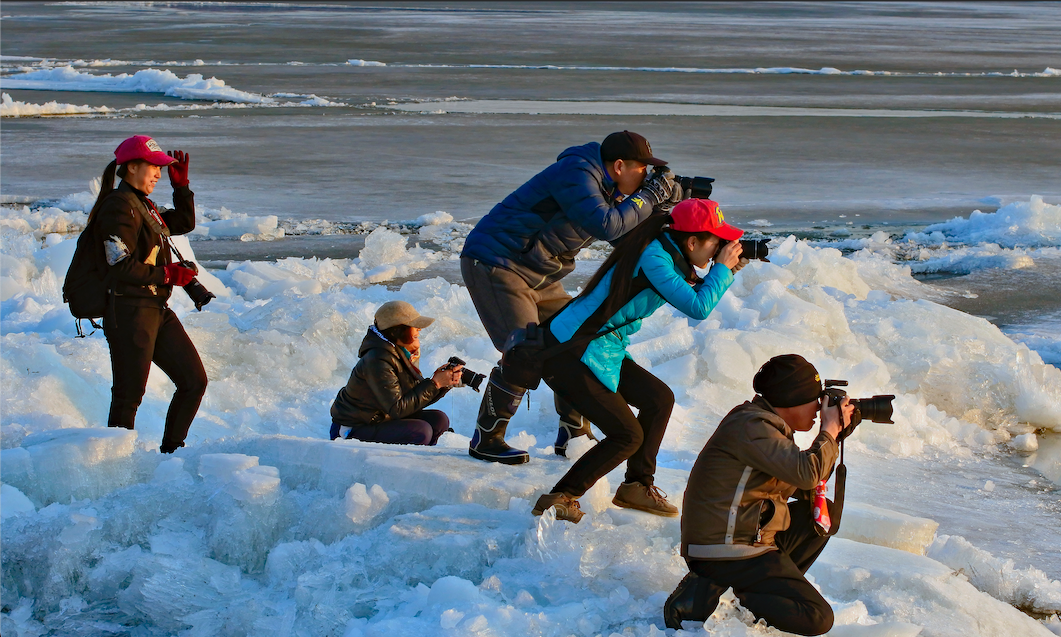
left=163, top=263, right=196, bottom=286
left=167, top=150, right=190, bottom=188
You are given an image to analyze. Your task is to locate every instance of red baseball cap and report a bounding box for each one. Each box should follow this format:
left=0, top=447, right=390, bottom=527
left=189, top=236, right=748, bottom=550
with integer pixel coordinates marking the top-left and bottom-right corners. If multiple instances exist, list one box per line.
left=669, top=199, right=744, bottom=241
left=114, top=135, right=176, bottom=166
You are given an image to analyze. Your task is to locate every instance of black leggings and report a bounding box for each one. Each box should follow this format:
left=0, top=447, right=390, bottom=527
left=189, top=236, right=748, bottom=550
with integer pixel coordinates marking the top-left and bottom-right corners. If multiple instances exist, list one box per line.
left=104, top=302, right=207, bottom=453
left=687, top=500, right=834, bottom=636
left=542, top=353, right=674, bottom=497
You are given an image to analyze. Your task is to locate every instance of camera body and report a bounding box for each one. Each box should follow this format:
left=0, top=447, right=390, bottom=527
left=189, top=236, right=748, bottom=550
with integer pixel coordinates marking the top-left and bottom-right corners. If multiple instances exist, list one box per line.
left=823, top=379, right=896, bottom=433
left=178, top=260, right=216, bottom=311
left=442, top=356, right=486, bottom=392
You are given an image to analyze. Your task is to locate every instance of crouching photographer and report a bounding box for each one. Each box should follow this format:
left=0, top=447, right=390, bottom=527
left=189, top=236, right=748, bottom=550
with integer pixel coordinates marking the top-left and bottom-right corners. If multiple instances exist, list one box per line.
left=329, top=301, right=484, bottom=446
left=666, top=354, right=855, bottom=636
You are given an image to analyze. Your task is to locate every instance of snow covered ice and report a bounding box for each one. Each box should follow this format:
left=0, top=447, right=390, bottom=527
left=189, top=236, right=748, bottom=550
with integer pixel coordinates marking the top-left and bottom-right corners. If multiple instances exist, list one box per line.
left=3, top=195, right=1061, bottom=636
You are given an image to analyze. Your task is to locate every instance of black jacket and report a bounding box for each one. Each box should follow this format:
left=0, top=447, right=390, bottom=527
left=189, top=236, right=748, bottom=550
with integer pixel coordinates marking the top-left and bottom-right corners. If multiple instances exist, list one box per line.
left=95, top=180, right=196, bottom=305
left=330, top=327, right=448, bottom=427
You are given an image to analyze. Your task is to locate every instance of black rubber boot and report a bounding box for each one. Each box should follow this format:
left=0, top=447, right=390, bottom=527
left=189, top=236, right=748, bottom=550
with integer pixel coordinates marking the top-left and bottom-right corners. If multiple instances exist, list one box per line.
left=554, top=418, right=597, bottom=457
left=663, top=572, right=724, bottom=630
left=553, top=396, right=596, bottom=457
left=469, top=368, right=530, bottom=465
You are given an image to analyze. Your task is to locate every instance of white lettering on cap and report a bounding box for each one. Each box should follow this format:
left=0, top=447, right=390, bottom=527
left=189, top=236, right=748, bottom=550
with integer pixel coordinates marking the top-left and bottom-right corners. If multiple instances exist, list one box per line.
left=145, top=139, right=162, bottom=152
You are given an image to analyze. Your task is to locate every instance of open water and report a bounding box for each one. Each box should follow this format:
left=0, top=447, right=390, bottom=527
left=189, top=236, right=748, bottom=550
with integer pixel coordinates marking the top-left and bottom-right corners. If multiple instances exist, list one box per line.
left=2, top=1, right=1060, bottom=348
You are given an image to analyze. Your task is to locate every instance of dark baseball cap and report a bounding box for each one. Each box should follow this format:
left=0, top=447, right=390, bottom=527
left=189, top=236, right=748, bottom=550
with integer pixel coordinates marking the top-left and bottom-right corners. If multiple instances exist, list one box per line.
left=600, top=130, right=667, bottom=166
left=753, top=354, right=823, bottom=408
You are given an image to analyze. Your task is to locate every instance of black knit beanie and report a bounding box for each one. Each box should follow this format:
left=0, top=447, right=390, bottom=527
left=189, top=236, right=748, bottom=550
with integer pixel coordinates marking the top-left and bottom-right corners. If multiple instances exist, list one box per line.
left=753, top=354, right=823, bottom=408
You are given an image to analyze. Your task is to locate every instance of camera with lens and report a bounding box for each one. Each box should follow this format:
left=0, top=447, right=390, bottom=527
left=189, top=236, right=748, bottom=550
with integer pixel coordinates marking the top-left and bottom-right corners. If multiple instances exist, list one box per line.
left=442, top=356, right=486, bottom=392
left=822, top=379, right=895, bottom=440
left=674, top=174, right=715, bottom=200
left=712, top=238, right=771, bottom=263
left=178, top=260, right=216, bottom=311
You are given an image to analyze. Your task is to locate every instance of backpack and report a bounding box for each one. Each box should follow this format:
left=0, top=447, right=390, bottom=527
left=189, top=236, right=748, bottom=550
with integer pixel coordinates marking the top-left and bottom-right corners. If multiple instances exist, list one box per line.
left=62, top=214, right=113, bottom=336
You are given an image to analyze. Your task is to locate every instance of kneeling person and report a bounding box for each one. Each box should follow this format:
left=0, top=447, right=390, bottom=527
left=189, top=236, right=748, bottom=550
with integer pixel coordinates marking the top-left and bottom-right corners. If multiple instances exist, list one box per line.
left=330, top=301, right=462, bottom=445
left=666, top=354, right=854, bottom=636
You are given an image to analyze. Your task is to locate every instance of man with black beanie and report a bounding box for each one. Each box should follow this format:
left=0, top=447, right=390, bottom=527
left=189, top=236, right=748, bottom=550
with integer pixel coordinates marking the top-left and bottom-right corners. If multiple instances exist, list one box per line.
left=664, top=354, right=854, bottom=635
left=460, top=131, right=682, bottom=464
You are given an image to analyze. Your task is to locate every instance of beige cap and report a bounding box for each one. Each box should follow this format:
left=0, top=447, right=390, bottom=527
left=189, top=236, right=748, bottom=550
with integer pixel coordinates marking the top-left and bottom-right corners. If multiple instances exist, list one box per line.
left=374, top=300, right=435, bottom=330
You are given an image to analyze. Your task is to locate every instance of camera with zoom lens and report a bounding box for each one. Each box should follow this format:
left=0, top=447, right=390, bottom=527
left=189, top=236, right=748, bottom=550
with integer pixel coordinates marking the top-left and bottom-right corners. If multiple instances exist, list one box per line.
left=650, top=165, right=717, bottom=200
left=674, top=174, right=715, bottom=200
left=442, top=356, right=486, bottom=392
left=178, top=260, right=216, bottom=311
left=712, top=238, right=771, bottom=263
left=822, top=379, right=895, bottom=440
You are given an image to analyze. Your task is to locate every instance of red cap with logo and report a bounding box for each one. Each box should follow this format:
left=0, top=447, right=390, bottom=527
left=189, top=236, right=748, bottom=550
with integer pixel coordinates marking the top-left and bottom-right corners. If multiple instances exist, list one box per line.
left=114, top=135, right=176, bottom=166
left=669, top=198, right=744, bottom=241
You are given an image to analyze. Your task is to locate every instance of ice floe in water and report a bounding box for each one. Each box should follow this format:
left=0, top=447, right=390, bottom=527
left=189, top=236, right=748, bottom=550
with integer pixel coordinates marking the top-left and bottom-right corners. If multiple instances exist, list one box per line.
left=2, top=193, right=1060, bottom=636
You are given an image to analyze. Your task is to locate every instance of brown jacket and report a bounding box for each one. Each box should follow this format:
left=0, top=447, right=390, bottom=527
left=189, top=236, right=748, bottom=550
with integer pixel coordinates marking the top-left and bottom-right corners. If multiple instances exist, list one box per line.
left=95, top=181, right=196, bottom=305
left=681, top=396, right=838, bottom=560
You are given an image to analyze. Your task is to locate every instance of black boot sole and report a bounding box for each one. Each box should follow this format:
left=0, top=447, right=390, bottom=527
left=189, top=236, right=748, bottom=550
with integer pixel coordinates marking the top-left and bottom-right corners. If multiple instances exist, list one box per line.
left=469, top=448, right=530, bottom=465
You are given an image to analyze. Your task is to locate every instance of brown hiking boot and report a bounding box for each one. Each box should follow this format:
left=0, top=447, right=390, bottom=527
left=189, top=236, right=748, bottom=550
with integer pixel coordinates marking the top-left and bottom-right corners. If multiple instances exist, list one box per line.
left=612, top=482, right=678, bottom=517
left=532, top=492, right=584, bottom=523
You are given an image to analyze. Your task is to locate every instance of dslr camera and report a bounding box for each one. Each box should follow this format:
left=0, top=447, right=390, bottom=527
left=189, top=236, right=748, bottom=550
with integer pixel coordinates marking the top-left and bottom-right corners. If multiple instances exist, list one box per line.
left=441, top=356, right=486, bottom=392
left=654, top=166, right=772, bottom=262
left=822, top=379, right=895, bottom=440
left=178, top=260, right=216, bottom=311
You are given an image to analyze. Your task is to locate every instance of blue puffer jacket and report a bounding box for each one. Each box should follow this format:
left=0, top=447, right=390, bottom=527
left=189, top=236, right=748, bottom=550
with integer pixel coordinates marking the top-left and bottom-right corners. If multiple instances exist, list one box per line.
left=461, top=142, right=656, bottom=290
left=550, top=234, right=734, bottom=392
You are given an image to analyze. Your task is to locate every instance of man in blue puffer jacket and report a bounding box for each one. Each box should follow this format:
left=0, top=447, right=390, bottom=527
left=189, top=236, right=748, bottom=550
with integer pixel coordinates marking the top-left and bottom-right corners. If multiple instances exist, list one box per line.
left=461, top=131, right=681, bottom=464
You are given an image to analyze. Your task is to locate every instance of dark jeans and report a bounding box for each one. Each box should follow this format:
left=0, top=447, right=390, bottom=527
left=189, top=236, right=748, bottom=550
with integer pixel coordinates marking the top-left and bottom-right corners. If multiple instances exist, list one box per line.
left=332, top=409, right=450, bottom=446
left=104, top=302, right=207, bottom=453
left=687, top=500, right=834, bottom=636
left=542, top=353, right=674, bottom=497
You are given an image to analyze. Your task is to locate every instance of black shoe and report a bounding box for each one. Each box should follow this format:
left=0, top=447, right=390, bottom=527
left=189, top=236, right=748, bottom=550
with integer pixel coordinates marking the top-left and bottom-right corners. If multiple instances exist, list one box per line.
left=664, top=572, right=723, bottom=630
left=553, top=418, right=597, bottom=457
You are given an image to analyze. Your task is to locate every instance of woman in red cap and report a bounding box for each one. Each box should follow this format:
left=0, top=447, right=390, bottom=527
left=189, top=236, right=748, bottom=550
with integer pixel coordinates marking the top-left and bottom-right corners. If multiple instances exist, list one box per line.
left=86, top=135, right=207, bottom=453
left=532, top=199, right=745, bottom=523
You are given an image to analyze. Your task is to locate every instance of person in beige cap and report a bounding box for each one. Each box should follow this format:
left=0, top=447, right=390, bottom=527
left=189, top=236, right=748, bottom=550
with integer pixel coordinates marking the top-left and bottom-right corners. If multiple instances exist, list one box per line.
left=329, top=301, right=464, bottom=445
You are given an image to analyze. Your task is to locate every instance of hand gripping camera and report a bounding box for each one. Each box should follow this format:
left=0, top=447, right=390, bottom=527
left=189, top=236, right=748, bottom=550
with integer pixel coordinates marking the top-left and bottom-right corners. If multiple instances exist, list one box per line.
left=165, top=238, right=215, bottom=311
left=822, top=379, right=896, bottom=441
left=441, top=356, right=486, bottom=392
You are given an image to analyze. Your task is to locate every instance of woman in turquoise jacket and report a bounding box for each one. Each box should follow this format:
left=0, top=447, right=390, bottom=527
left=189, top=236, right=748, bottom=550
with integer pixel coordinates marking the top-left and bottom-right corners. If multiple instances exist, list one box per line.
left=532, top=198, right=745, bottom=523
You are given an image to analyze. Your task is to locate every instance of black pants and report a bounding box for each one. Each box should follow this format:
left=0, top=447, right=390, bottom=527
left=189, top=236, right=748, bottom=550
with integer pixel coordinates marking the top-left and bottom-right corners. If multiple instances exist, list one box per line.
left=542, top=352, right=674, bottom=497
left=331, top=410, right=451, bottom=446
left=687, top=500, right=834, bottom=636
left=104, top=302, right=207, bottom=453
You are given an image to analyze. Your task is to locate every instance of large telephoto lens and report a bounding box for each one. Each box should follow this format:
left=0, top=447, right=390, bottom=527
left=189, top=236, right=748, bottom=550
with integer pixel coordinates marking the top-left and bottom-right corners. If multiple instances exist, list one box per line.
left=851, top=395, right=896, bottom=424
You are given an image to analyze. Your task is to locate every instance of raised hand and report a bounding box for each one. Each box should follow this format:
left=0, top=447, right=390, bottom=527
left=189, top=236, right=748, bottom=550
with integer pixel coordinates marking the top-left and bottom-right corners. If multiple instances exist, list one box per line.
left=167, top=150, right=190, bottom=188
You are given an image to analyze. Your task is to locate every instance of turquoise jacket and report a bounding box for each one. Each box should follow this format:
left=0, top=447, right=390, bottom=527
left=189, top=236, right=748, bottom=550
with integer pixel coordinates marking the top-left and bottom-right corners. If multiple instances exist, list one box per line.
left=550, top=234, right=734, bottom=392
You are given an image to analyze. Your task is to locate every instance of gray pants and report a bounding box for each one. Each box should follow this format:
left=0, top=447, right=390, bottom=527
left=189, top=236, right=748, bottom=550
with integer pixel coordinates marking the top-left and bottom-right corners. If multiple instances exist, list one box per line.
left=460, top=257, right=583, bottom=423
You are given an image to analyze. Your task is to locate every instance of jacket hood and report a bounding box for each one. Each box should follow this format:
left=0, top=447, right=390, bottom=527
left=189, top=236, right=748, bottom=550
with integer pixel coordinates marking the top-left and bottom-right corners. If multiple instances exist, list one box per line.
left=556, top=141, right=605, bottom=171
left=751, top=395, right=795, bottom=439
left=358, top=327, right=397, bottom=358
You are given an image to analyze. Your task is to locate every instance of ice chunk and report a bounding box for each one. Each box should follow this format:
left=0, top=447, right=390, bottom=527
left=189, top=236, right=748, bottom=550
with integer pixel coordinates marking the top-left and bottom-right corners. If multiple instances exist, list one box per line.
left=814, top=538, right=1053, bottom=637
left=343, top=483, right=389, bottom=523
left=838, top=502, right=939, bottom=555
left=427, top=576, right=480, bottom=607
left=199, top=453, right=260, bottom=481
left=1, top=483, right=36, bottom=518
left=152, top=457, right=193, bottom=485
left=1, top=427, right=137, bottom=504
left=928, top=535, right=1061, bottom=615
